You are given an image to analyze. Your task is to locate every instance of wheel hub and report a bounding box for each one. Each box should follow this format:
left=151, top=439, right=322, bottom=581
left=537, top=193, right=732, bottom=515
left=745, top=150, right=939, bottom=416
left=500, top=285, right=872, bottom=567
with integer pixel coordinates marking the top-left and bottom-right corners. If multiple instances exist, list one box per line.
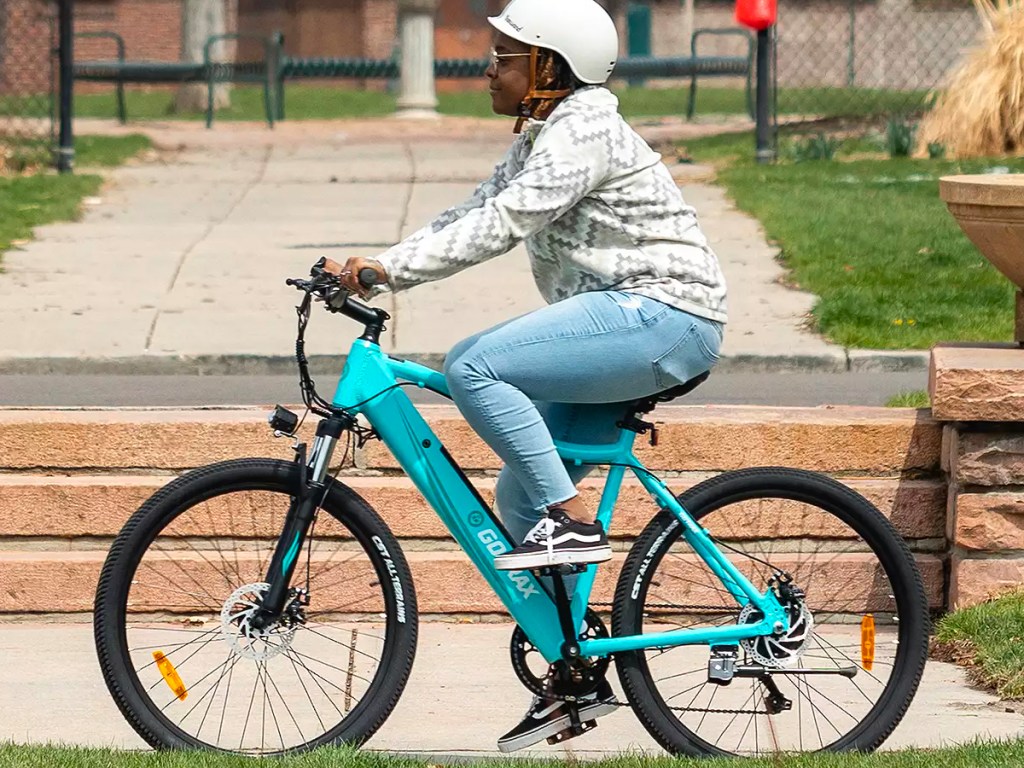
left=220, top=582, right=298, bottom=661
left=738, top=589, right=814, bottom=668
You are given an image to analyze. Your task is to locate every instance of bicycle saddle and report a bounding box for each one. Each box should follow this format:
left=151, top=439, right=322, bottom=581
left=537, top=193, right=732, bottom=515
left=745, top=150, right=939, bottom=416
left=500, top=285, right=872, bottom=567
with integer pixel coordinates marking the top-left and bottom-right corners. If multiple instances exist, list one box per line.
left=627, top=370, right=710, bottom=415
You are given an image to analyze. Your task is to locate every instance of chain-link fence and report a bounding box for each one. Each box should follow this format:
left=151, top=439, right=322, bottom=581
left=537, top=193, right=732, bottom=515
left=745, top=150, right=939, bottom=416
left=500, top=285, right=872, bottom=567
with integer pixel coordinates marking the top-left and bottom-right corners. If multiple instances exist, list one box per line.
left=2, top=0, right=991, bottom=164
left=0, top=0, right=56, bottom=172
left=774, top=0, right=983, bottom=143
left=637, top=0, right=985, bottom=149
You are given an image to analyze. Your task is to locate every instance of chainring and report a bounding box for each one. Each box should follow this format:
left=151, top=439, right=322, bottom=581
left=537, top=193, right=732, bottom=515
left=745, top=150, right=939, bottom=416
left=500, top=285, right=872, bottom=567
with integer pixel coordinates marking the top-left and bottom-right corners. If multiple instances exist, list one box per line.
left=510, top=608, right=611, bottom=700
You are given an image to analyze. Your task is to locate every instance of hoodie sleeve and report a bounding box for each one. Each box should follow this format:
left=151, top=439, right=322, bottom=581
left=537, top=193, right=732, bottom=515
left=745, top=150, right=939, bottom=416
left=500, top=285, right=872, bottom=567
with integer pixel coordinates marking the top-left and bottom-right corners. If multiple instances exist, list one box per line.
left=375, top=114, right=610, bottom=292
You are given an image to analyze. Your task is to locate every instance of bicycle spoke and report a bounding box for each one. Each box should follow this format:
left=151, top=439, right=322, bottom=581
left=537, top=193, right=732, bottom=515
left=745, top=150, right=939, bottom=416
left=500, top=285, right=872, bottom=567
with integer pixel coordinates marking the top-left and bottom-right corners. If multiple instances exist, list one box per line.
left=300, top=623, right=382, bottom=664
left=622, top=472, right=925, bottom=757
left=288, top=649, right=329, bottom=732
left=181, top=651, right=238, bottom=726
left=286, top=646, right=377, bottom=689
left=265, top=660, right=306, bottom=746
left=195, top=653, right=240, bottom=737
left=134, top=626, right=222, bottom=673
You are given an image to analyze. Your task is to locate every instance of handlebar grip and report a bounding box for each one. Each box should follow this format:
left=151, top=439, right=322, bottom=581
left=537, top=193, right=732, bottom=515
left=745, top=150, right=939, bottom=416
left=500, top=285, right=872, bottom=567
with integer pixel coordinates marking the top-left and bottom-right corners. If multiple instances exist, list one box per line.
left=357, top=267, right=380, bottom=288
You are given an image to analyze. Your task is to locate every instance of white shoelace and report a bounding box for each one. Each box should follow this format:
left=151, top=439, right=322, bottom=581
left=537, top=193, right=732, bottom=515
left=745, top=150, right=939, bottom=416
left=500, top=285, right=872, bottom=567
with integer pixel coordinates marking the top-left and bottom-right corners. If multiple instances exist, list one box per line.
left=522, top=516, right=558, bottom=560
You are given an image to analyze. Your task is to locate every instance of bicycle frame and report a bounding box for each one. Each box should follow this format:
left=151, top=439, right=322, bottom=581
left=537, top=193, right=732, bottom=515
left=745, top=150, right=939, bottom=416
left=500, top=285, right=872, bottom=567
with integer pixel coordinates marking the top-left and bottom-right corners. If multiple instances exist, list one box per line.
left=331, top=337, right=787, bottom=663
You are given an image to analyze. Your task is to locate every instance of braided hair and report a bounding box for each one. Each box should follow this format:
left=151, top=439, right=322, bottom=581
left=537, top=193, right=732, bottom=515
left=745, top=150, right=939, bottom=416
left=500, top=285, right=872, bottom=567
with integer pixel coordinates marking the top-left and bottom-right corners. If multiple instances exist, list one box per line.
left=514, top=48, right=583, bottom=132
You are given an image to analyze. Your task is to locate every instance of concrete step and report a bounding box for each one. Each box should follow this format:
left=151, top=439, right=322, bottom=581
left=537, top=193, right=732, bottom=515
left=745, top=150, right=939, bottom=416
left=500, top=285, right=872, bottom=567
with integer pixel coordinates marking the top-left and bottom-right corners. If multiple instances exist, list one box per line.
left=0, top=549, right=945, bottom=615
left=0, top=474, right=946, bottom=541
left=0, top=405, right=941, bottom=473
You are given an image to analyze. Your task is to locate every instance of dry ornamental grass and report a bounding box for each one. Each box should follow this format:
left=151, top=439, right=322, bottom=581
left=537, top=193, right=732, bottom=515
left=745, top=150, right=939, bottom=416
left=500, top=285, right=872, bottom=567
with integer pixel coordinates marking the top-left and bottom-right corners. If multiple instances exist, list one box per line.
left=918, top=0, right=1024, bottom=158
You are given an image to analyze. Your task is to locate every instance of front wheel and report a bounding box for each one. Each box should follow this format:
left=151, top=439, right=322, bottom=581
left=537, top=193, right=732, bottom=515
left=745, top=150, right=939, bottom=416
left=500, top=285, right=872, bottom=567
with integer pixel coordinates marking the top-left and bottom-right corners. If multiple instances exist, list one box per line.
left=613, top=467, right=929, bottom=757
left=94, top=459, right=418, bottom=755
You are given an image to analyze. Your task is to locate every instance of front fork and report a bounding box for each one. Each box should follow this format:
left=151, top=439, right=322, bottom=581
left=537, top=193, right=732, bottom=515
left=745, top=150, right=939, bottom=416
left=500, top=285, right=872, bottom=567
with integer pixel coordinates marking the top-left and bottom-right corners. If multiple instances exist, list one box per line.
left=248, top=416, right=347, bottom=631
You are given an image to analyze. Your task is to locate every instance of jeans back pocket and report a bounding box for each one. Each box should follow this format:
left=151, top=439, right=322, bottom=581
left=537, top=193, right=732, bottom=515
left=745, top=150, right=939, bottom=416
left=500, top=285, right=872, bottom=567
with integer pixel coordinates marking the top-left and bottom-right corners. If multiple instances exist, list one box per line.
left=652, top=317, right=723, bottom=390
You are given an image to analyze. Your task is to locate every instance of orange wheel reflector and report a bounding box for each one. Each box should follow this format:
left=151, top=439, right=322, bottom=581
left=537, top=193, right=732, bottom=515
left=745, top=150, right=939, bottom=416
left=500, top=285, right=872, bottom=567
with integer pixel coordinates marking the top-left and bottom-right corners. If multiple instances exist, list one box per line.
left=860, top=614, right=876, bottom=672
left=153, top=651, right=188, bottom=701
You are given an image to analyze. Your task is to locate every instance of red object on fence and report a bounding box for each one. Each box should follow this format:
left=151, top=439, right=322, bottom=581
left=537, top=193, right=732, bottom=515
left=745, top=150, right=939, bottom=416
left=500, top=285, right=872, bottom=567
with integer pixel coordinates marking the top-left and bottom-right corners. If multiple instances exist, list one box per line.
left=735, top=0, right=777, bottom=30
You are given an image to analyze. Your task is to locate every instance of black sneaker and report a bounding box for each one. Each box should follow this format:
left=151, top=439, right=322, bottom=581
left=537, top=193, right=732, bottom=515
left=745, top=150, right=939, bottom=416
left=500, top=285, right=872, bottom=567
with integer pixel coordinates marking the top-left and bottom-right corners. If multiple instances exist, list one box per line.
left=494, top=509, right=612, bottom=571
left=496, top=680, right=619, bottom=753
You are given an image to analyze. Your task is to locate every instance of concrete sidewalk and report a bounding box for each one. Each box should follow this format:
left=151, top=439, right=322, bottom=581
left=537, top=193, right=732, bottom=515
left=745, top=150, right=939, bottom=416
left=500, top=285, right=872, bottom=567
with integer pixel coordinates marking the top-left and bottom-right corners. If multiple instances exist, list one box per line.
left=0, top=621, right=1019, bottom=757
left=0, top=116, right=925, bottom=374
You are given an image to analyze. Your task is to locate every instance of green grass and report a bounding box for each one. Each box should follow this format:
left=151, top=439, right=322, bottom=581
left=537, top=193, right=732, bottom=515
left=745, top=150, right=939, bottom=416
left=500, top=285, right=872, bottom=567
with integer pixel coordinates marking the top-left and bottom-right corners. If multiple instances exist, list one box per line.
left=776, top=87, right=932, bottom=118
left=680, top=131, right=1024, bottom=349
left=885, top=391, right=931, bottom=408
left=0, top=134, right=152, bottom=261
left=4, top=741, right=1024, bottom=768
left=71, top=84, right=932, bottom=123
left=74, top=133, right=152, bottom=167
left=934, top=590, right=1024, bottom=700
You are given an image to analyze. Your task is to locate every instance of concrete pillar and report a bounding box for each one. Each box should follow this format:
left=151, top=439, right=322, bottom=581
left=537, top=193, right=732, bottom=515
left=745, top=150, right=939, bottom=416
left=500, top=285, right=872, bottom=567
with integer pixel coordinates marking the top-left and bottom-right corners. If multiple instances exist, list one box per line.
left=396, top=0, right=440, bottom=118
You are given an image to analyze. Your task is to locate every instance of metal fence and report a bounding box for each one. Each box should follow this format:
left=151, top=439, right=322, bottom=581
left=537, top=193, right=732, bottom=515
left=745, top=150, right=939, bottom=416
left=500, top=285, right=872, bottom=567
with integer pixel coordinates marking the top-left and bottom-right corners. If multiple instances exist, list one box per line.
left=0, top=0, right=992, bottom=167
left=0, top=0, right=56, bottom=172
left=773, top=0, right=983, bottom=136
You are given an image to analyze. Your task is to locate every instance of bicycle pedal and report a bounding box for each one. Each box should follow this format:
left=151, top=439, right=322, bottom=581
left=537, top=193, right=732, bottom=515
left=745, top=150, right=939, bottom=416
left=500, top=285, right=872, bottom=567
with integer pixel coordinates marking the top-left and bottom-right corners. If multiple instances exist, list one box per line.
left=545, top=719, right=596, bottom=745
left=537, top=564, right=586, bottom=576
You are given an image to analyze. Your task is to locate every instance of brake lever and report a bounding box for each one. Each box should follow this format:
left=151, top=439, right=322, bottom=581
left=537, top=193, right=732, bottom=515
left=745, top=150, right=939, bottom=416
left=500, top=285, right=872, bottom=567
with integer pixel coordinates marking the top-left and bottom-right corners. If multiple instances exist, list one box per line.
left=324, top=286, right=352, bottom=312
left=286, top=277, right=313, bottom=291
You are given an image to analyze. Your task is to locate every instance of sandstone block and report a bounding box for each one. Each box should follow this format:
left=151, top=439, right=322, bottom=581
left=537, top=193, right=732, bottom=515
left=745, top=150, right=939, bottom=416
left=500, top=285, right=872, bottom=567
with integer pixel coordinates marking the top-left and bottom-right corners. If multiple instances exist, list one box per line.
left=0, top=474, right=946, bottom=543
left=950, top=556, right=1024, bottom=608
left=360, top=406, right=941, bottom=474
left=954, top=493, right=1024, bottom=551
left=931, top=345, right=1024, bottom=422
left=953, top=430, right=1024, bottom=486
left=0, top=550, right=944, bottom=616
left=0, top=409, right=332, bottom=471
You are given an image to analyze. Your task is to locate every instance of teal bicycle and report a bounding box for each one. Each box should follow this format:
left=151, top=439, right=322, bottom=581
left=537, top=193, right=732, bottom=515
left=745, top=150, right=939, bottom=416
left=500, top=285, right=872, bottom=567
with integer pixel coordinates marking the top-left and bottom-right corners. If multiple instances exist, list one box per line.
left=94, top=261, right=929, bottom=757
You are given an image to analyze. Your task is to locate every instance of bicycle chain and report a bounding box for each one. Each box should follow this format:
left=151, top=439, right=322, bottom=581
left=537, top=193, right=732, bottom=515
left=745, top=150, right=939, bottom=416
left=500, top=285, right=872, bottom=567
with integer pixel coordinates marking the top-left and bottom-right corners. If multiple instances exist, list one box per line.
left=546, top=693, right=769, bottom=716
left=521, top=607, right=771, bottom=715
left=667, top=705, right=772, bottom=715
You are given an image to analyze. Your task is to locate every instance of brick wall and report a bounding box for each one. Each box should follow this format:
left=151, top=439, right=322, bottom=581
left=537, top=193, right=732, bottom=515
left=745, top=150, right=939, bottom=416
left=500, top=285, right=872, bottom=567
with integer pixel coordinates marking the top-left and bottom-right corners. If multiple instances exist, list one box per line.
left=0, top=0, right=53, bottom=98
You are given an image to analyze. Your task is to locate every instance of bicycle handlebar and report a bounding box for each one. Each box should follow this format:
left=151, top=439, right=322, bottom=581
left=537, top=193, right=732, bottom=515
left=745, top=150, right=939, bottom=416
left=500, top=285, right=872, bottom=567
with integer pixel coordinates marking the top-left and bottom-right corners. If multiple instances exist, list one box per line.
left=286, top=259, right=391, bottom=341
left=357, top=267, right=379, bottom=288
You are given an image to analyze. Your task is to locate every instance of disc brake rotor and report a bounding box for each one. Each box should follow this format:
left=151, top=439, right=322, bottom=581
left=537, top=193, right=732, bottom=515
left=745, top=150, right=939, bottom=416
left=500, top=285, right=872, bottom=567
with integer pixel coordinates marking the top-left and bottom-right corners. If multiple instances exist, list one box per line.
left=738, top=599, right=814, bottom=668
left=220, top=582, right=298, bottom=661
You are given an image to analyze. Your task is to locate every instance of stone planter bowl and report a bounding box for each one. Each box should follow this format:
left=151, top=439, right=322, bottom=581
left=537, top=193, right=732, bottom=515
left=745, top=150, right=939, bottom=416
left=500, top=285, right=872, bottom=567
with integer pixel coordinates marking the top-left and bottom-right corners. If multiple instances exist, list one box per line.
left=940, top=174, right=1024, bottom=340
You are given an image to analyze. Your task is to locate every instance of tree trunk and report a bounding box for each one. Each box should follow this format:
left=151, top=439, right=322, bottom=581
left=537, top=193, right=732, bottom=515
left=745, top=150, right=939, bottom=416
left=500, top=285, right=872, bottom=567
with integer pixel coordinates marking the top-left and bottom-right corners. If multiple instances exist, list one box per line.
left=174, top=0, right=230, bottom=113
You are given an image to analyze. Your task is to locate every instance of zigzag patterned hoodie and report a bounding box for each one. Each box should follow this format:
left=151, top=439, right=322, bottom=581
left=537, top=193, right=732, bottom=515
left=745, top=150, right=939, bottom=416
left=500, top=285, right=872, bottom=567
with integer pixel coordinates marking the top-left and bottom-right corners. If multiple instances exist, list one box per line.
left=376, top=86, right=728, bottom=324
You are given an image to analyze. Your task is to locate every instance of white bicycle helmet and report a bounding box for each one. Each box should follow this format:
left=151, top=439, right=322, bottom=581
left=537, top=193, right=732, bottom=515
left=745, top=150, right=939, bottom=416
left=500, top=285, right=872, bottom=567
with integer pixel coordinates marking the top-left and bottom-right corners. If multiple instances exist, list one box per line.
left=488, top=0, right=619, bottom=85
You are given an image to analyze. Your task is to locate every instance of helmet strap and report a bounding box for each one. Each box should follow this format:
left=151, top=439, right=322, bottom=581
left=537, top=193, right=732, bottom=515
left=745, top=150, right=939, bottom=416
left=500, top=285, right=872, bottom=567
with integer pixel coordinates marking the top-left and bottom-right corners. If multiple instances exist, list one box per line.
left=513, top=46, right=572, bottom=134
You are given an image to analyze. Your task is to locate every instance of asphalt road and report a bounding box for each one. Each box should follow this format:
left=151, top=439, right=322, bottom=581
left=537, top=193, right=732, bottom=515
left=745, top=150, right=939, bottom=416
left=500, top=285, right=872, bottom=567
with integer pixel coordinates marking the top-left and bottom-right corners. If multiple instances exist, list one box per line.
left=0, top=372, right=929, bottom=408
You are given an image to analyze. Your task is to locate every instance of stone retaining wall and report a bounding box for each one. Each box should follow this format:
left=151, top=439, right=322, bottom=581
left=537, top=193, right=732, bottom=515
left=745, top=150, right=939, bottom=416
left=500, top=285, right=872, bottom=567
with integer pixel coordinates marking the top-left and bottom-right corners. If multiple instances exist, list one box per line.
left=932, top=345, right=1024, bottom=608
left=0, top=405, right=946, bottom=619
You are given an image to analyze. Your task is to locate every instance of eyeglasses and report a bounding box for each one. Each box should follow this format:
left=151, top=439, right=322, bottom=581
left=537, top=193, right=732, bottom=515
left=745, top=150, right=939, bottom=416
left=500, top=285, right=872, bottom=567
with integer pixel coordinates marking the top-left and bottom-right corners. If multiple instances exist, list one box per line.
left=490, top=48, right=532, bottom=68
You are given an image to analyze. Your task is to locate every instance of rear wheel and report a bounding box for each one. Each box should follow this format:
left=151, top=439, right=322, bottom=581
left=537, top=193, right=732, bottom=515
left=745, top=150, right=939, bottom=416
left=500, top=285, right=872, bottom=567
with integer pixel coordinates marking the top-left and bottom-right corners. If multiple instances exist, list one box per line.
left=94, top=459, right=418, bottom=755
left=613, top=467, right=929, bottom=756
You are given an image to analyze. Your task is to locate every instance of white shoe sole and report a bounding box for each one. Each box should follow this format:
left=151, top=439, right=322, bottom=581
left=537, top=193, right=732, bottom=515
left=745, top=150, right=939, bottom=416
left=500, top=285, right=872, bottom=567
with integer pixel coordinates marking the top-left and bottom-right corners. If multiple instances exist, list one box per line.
left=493, top=546, right=613, bottom=571
left=496, top=699, right=619, bottom=753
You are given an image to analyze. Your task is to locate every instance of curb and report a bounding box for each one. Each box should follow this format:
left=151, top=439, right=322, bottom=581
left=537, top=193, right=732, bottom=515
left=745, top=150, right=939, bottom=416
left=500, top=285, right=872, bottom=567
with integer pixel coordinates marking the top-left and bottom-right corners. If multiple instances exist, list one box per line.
left=0, top=351, right=930, bottom=376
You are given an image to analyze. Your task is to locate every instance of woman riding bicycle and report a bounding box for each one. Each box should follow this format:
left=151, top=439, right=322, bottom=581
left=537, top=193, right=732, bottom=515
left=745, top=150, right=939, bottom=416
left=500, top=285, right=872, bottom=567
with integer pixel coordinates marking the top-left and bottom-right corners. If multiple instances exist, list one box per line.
left=326, top=0, right=728, bottom=749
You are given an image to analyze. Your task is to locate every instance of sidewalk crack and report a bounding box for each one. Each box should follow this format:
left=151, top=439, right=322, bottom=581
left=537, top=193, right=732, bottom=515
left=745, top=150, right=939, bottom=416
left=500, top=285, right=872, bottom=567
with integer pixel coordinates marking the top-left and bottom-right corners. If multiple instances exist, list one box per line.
left=390, top=141, right=417, bottom=350
left=144, top=145, right=273, bottom=352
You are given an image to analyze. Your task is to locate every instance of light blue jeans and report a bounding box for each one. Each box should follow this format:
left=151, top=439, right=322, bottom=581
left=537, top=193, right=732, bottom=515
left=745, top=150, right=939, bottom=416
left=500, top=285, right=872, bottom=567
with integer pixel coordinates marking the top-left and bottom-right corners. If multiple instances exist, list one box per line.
left=443, top=290, right=724, bottom=545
